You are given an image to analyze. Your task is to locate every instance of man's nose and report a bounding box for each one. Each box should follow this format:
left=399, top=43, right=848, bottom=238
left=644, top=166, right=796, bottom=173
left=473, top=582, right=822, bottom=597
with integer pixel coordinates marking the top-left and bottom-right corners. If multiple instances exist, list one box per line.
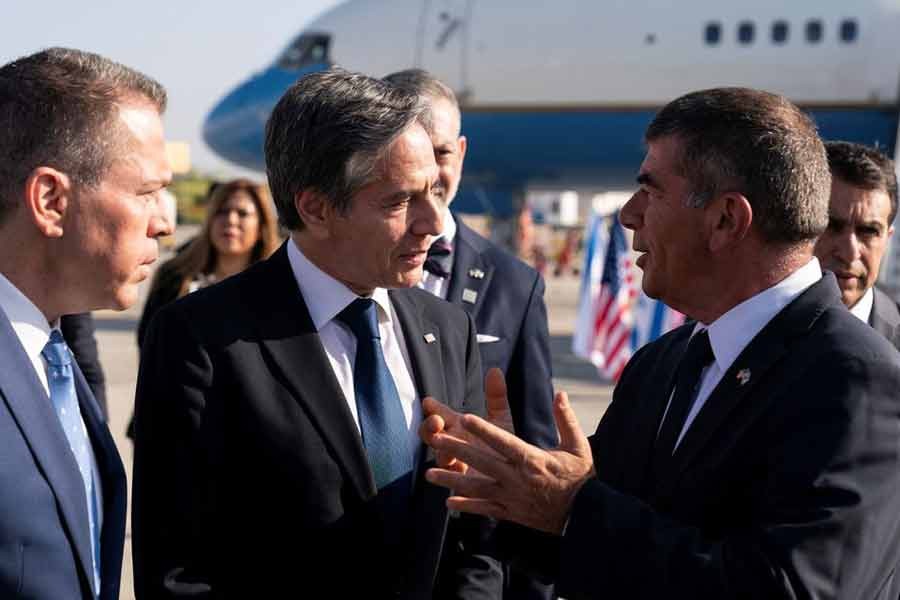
left=619, top=191, right=644, bottom=231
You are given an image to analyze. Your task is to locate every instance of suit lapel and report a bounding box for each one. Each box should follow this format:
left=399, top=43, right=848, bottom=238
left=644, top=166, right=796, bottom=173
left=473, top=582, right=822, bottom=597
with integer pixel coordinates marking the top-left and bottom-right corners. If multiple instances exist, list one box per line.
left=871, top=288, right=900, bottom=344
left=255, top=245, right=375, bottom=500
left=655, top=276, right=836, bottom=499
left=389, top=289, right=452, bottom=598
left=73, top=364, right=126, bottom=600
left=446, top=221, right=494, bottom=320
left=618, top=329, right=689, bottom=495
left=0, top=313, right=95, bottom=590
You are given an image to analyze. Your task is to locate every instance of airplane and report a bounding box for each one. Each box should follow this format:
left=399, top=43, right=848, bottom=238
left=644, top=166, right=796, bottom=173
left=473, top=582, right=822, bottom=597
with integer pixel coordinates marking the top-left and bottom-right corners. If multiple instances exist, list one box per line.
left=203, top=0, right=900, bottom=217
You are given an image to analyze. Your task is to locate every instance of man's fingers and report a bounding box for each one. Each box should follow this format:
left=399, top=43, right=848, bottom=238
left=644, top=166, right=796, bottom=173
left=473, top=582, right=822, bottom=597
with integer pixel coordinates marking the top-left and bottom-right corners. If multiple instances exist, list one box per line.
left=422, top=396, right=460, bottom=424
left=428, top=427, right=516, bottom=482
left=426, top=465, right=498, bottom=494
left=484, top=368, right=511, bottom=421
left=446, top=497, right=508, bottom=521
left=461, top=413, right=533, bottom=466
left=553, top=391, right=592, bottom=459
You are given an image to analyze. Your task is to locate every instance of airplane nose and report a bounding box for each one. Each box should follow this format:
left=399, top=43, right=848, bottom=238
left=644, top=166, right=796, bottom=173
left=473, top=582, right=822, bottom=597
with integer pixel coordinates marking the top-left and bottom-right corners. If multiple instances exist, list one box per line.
left=203, top=64, right=325, bottom=171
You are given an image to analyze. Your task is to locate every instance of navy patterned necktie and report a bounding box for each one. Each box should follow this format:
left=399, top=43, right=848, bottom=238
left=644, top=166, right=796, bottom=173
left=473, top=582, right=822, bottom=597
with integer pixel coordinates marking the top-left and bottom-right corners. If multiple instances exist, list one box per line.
left=42, top=329, right=102, bottom=593
left=336, top=298, right=414, bottom=491
left=424, top=237, right=453, bottom=279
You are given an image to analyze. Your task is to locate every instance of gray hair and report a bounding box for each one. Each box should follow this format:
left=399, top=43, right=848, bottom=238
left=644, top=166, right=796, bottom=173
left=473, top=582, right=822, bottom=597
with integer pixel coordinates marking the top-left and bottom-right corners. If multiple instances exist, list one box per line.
left=0, top=47, right=167, bottom=223
left=646, top=87, right=830, bottom=244
left=265, top=67, right=427, bottom=231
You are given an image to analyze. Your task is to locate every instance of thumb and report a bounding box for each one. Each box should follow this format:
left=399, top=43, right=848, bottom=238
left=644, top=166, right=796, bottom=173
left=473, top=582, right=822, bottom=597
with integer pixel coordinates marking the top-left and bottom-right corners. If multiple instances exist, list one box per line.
left=484, top=368, right=510, bottom=421
left=554, top=391, right=591, bottom=459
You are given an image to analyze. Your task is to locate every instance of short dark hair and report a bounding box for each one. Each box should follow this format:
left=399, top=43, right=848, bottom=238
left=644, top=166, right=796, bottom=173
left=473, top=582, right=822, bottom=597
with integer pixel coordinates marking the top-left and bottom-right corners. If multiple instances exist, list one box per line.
left=646, top=87, right=830, bottom=244
left=826, top=141, right=898, bottom=225
left=0, top=47, right=167, bottom=223
left=265, top=67, right=426, bottom=231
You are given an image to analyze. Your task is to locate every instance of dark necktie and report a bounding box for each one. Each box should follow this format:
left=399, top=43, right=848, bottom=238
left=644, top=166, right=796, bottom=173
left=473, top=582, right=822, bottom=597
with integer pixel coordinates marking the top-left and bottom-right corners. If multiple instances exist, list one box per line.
left=42, top=329, right=102, bottom=592
left=424, top=237, right=453, bottom=279
left=649, top=329, right=713, bottom=481
left=336, top=298, right=414, bottom=492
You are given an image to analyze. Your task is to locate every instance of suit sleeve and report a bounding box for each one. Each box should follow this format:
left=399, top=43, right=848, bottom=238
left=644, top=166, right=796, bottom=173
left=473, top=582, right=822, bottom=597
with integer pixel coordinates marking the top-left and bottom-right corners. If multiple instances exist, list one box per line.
left=132, top=303, right=215, bottom=599
left=505, top=273, right=557, bottom=449
left=437, top=312, right=504, bottom=600
left=557, top=353, right=900, bottom=599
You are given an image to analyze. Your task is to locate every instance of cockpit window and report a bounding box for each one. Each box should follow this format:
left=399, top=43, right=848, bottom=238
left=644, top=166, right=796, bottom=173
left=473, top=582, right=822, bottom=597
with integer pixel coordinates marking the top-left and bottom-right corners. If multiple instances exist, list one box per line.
left=277, top=33, right=331, bottom=70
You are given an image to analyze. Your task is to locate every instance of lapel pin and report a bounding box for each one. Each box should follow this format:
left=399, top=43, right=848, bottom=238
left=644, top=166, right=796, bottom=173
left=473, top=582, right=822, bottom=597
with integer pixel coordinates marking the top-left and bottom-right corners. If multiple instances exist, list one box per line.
left=736, top=368, right=751, bottom=386
left=462, top=288, right=478, bottom=304
left=424, top=333, right=436, bottom=344
left=468, top=268, right=485, bottom=279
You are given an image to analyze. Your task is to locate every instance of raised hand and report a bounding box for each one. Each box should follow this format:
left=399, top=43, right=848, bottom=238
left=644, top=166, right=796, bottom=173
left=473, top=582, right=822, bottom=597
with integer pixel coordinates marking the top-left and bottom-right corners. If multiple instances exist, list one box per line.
left=422, top=387, right=595, bottom=535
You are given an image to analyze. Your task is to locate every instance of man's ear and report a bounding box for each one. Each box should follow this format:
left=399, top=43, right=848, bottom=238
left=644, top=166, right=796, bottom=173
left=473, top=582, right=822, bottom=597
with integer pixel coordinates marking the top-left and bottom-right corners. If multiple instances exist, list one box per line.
left=458, top=135, right=467, bottom=165
left=706, top=192, right=752, bottom=253
left=294, top=190, right=334, bottom=239
left=24, top=167, right=72, bottom=238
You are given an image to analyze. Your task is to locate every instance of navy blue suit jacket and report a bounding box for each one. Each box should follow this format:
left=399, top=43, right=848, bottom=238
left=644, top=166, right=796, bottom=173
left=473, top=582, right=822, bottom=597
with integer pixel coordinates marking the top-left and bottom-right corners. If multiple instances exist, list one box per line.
left=0, top=309, right=126, bottom=600
left=557, top=274, right=900, bottom=598
left=447, top=218, right=556, bottom=448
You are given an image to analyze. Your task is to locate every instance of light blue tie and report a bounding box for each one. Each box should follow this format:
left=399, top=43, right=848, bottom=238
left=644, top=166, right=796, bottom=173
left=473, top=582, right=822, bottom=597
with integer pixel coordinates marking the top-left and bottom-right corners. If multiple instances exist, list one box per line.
left=42, top=329, right=101, bottom=595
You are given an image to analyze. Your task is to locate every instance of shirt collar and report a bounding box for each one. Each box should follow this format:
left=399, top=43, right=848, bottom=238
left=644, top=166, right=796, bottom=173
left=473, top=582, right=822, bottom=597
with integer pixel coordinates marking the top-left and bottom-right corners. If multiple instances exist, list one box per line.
left=701, top=257, right=822, bottom=374
left=287, top=239, right=393, bottom=331
left=440, top=208, right=457, bottom=245
left=0, top=271, right=53, bottom=363
left=849, top=286, right=874, bottom=323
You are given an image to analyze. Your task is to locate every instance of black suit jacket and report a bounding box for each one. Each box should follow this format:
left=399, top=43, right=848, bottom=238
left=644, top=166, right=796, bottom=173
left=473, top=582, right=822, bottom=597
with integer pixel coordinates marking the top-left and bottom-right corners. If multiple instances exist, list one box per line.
left=447, top=218, right=556, bottom=449
left=0, top=310, right=126, bottom=599
left=871, top=286, right=900, bottom=351
left=556, top=273, right=900, bottom=599
left=132, top=243, right=501, bottom=599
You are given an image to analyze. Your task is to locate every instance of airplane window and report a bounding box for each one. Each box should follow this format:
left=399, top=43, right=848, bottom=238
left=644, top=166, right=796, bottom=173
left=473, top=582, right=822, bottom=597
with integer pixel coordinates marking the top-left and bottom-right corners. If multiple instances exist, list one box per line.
left=277, top=33, right=331, bottom=70
left=840, top=19, right=858, bottom=43
left=771, top=21, right=789, bottom=44
left=737, top=21, right=754, bottom=45
left=806, top=20, right=823, bottom=43
left=705, top=22, right=721, bottom=45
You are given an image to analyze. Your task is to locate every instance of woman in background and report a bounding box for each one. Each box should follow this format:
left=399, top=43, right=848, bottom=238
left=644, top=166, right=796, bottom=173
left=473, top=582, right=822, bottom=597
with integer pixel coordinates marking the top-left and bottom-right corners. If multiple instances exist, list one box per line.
left=136, top=178, right=281, bottom=349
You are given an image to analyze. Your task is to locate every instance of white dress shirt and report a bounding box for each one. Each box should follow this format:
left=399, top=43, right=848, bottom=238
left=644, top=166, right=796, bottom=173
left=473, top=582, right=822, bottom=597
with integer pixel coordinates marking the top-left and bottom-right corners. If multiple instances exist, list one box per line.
left=0, top=271, right=104, bottom=533
left=672, top=258, right=823, bottom=449
left=287, top=240, right=422, bottom=457
left=418, top=207, right=457, bottom=299
left=849, top=286, right=874, bottom=323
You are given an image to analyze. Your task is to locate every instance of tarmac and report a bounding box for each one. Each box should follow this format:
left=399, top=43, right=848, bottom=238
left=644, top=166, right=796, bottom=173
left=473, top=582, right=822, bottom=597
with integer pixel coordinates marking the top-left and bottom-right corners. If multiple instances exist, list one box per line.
left=95, top=226, right=614, bottom=599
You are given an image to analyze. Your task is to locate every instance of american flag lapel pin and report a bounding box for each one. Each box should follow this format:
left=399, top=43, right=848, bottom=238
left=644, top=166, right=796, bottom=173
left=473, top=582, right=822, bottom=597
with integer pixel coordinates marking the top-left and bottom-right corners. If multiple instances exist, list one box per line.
left=736, top=368, right=751, bottom=386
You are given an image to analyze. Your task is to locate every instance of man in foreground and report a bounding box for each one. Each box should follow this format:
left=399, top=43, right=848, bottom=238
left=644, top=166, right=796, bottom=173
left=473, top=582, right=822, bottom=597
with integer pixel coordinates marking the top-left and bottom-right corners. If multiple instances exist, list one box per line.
left=814, top=141, right=900, bottom=348
left=133, top=68, right=501, bottom=598
left=421, top=87, right=900, bottom=598
left=0, top=47, right=172, bottom=599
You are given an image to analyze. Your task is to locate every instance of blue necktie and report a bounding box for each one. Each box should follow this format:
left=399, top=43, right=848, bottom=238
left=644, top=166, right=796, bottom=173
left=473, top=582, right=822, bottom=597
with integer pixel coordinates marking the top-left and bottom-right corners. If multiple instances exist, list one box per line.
left=337, top=298, right=414, bottom=491
left=42, top=330, right=101, bottom=594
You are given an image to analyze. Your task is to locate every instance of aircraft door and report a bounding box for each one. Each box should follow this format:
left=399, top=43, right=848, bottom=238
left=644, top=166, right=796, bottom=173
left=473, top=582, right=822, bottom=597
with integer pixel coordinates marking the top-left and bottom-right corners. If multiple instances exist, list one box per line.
left=417, top=0, right=472, bottom=100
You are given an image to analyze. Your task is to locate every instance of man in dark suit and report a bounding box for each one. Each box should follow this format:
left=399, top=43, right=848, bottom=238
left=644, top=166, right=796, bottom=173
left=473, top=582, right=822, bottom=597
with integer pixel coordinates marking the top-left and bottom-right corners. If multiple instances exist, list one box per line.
left=421, top=88, right=900, bottom=598
left=0, top=48, right=172, bottom=599
left=132, top=68, right=501, bottom=599
left=814, top=141, right=900, bottom=349
left=384, top=68, right=556, bottom=599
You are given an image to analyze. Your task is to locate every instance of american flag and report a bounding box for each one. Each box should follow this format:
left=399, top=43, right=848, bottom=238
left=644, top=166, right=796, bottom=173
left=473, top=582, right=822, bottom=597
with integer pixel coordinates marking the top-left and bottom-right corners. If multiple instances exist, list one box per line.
left=591, top=213, right=638, bottom=380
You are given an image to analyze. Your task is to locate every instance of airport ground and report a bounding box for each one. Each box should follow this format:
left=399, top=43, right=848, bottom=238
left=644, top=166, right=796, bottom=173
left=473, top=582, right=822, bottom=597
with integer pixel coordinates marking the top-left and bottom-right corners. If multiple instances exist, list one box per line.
left=96, top=225, right=614, bottom=599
